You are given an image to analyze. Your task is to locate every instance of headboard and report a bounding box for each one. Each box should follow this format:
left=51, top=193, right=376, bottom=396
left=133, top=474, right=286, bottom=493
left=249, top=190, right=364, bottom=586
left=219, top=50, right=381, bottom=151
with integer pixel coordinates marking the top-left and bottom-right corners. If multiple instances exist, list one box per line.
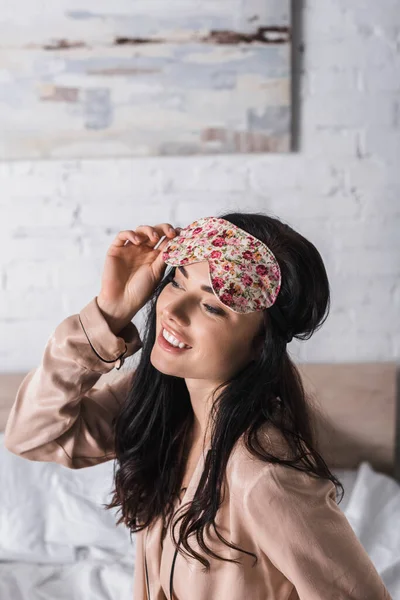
left=1, top=363, right=399, bottom=482
left=298, top=363, right=399, bottom=482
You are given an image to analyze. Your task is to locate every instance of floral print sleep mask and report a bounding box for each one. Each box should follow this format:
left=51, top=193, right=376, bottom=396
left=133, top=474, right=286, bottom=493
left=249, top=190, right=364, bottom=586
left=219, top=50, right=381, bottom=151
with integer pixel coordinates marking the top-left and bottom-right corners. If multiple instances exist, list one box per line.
left=161, top=216, right=282, bottom=315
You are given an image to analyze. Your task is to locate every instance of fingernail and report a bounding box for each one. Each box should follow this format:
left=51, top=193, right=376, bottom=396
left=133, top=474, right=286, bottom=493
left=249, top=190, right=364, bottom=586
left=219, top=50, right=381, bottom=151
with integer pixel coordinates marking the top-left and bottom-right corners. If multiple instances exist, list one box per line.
left=168, top=227, right=175, bottom=233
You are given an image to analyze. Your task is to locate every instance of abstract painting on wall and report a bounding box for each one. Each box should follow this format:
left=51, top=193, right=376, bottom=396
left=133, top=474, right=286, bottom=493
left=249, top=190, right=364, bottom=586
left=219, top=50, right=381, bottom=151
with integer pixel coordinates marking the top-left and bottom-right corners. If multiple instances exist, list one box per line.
left=0, top=0, right=291, bottom=159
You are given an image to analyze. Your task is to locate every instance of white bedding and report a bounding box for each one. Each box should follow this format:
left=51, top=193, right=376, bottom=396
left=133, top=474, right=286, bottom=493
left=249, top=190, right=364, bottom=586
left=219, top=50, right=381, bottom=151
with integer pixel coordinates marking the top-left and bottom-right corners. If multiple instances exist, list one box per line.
left=1, top=433, right=399, bottom=599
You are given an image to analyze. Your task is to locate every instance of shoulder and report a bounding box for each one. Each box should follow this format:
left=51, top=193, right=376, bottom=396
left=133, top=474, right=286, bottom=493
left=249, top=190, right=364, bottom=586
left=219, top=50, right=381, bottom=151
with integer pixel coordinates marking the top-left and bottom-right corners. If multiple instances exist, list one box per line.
left=225, top=422, right=296, bottom=489
left=225, top=423, right=336, bottom=511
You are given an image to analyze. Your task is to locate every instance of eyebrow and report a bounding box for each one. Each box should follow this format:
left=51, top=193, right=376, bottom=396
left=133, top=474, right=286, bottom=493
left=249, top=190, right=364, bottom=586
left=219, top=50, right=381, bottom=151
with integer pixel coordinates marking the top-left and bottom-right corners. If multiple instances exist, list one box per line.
left=177, top=265, right=214, bottom=294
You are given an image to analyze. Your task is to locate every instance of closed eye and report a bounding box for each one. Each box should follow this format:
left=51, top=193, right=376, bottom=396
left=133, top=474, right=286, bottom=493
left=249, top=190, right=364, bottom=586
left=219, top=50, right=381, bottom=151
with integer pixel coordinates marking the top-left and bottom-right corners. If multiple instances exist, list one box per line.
left=170, top=278, right=225, bottom=316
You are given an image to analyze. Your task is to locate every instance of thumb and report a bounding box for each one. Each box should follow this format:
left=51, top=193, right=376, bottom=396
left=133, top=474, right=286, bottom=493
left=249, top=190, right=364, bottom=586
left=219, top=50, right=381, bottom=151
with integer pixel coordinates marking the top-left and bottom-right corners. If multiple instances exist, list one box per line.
left=152, top=228, right=181, bottom=279
left=152, top=242, right=170, bottom=281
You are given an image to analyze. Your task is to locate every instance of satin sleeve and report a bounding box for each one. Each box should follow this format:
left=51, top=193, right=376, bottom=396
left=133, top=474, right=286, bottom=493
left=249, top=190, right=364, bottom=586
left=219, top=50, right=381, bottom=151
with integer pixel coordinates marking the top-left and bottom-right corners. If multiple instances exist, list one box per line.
left=4, top=296, right=143, bottom=469
left=244, top=463, right=392, bottom=599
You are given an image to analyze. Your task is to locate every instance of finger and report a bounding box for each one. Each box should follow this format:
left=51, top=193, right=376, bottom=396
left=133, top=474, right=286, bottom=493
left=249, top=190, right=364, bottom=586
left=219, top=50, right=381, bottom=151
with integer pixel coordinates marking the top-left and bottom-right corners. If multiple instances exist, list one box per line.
left=153, top=241, right=172, bottom=275
left=154, top=232, right=179, bottom=252
left=157, top=224, right=183, bottom=243
left=134, top=225, right=163, bottom=246
left=112, top=231, right=138, bottom=247
left=154, top=239, right=167, bottom=252
left=136, top=224, right=180, bottom=242
left=134, top=225, right=180, bottom=250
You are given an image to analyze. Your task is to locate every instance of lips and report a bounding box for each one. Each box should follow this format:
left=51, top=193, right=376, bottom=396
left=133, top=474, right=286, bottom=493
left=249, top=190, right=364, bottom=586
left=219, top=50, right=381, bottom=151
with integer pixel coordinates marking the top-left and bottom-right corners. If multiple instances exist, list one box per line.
left=161, top=321, right=192, bottom=348
left=157, top=329, right=191, bottom=353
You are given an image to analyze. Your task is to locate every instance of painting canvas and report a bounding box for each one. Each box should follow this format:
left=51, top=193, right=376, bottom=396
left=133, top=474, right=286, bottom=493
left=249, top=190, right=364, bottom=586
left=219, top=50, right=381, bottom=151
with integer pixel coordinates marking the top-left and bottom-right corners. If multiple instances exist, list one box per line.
left=0, top=0, right=291, bottom=159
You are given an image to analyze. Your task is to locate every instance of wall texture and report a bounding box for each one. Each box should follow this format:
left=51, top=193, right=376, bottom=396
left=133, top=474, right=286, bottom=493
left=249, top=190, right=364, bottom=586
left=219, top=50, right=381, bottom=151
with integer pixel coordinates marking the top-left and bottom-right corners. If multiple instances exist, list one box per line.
left=1, top=0, right=399, bottom=371
left=0, top=0, right=291, bottom=158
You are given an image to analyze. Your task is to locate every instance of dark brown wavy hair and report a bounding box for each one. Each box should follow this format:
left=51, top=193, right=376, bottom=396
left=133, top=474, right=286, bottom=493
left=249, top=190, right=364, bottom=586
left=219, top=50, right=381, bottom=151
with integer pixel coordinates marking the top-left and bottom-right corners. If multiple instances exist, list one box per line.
left=104, top=211, right=344, bottom=570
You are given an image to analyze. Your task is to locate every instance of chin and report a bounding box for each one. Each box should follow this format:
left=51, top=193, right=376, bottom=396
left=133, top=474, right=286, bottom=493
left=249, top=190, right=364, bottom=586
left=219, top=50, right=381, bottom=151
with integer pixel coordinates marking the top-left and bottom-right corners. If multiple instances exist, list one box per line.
left=149, top=349, right=181, bottom=377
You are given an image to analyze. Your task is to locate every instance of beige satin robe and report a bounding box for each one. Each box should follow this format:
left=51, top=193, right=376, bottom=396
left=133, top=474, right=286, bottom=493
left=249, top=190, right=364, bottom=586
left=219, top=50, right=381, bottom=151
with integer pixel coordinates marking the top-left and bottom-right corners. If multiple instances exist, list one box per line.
left=4, top=296, right=392, bottom=599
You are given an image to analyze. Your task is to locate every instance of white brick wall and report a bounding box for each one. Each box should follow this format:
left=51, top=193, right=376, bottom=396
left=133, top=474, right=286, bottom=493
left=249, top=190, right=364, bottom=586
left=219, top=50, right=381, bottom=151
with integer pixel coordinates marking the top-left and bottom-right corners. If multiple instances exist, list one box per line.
left=1, top=0, right=399, bottom=371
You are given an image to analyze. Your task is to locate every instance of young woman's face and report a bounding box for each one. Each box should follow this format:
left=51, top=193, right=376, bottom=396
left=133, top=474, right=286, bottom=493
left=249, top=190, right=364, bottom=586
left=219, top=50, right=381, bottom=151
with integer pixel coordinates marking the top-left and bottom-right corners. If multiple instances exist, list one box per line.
left=151, top=261, right=265, bottom=382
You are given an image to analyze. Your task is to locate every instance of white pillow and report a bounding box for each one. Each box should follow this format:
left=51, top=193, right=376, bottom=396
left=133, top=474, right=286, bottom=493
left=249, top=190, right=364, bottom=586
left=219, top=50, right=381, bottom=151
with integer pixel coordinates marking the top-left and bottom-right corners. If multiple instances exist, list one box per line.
left=0, top=433, right=135, bottom=564
left=45, top=457, right=135, bottom=564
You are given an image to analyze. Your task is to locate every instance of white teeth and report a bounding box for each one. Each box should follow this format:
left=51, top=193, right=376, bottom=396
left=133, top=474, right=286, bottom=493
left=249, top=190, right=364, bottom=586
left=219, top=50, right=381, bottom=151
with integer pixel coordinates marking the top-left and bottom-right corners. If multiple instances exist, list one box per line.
left=162, top=328, right=190, bottom=349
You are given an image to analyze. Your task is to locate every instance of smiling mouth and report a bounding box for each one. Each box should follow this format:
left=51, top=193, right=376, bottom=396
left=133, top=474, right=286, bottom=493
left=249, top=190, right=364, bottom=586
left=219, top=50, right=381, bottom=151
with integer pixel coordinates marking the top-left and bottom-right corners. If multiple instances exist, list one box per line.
left=157, top=328, right=192, bottom=352
left=161, top=324, right=192, bottom=348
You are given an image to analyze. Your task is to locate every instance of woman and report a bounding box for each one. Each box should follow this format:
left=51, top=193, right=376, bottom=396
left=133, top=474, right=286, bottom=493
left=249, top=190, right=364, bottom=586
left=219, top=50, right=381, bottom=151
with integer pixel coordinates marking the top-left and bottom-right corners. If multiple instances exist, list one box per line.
left=5, top=212, right=391, bottom=599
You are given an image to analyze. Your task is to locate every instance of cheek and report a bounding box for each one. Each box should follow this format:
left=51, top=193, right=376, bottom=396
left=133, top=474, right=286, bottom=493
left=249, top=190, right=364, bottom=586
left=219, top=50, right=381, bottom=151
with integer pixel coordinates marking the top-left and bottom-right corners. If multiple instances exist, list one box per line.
left=196, top=335, right=250, bottom=378
left=210, top=330, right=252, bottom=360
left=197, top=329, right=238, bottom=359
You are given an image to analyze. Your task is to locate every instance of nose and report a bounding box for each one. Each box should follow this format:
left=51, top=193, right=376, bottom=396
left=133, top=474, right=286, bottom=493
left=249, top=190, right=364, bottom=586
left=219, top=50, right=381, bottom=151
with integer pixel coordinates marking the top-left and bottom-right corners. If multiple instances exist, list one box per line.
left=161, top=306, right=192, bottom=346
left=163, top=304, right=188, bottom=324
left=162, top=297, right=192, bottom=327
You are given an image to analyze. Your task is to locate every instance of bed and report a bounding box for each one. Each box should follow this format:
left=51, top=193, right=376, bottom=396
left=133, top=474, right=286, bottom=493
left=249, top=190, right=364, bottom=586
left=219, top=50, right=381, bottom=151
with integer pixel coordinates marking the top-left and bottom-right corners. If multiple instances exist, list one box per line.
left=1, top=363, right=399, bottom=599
